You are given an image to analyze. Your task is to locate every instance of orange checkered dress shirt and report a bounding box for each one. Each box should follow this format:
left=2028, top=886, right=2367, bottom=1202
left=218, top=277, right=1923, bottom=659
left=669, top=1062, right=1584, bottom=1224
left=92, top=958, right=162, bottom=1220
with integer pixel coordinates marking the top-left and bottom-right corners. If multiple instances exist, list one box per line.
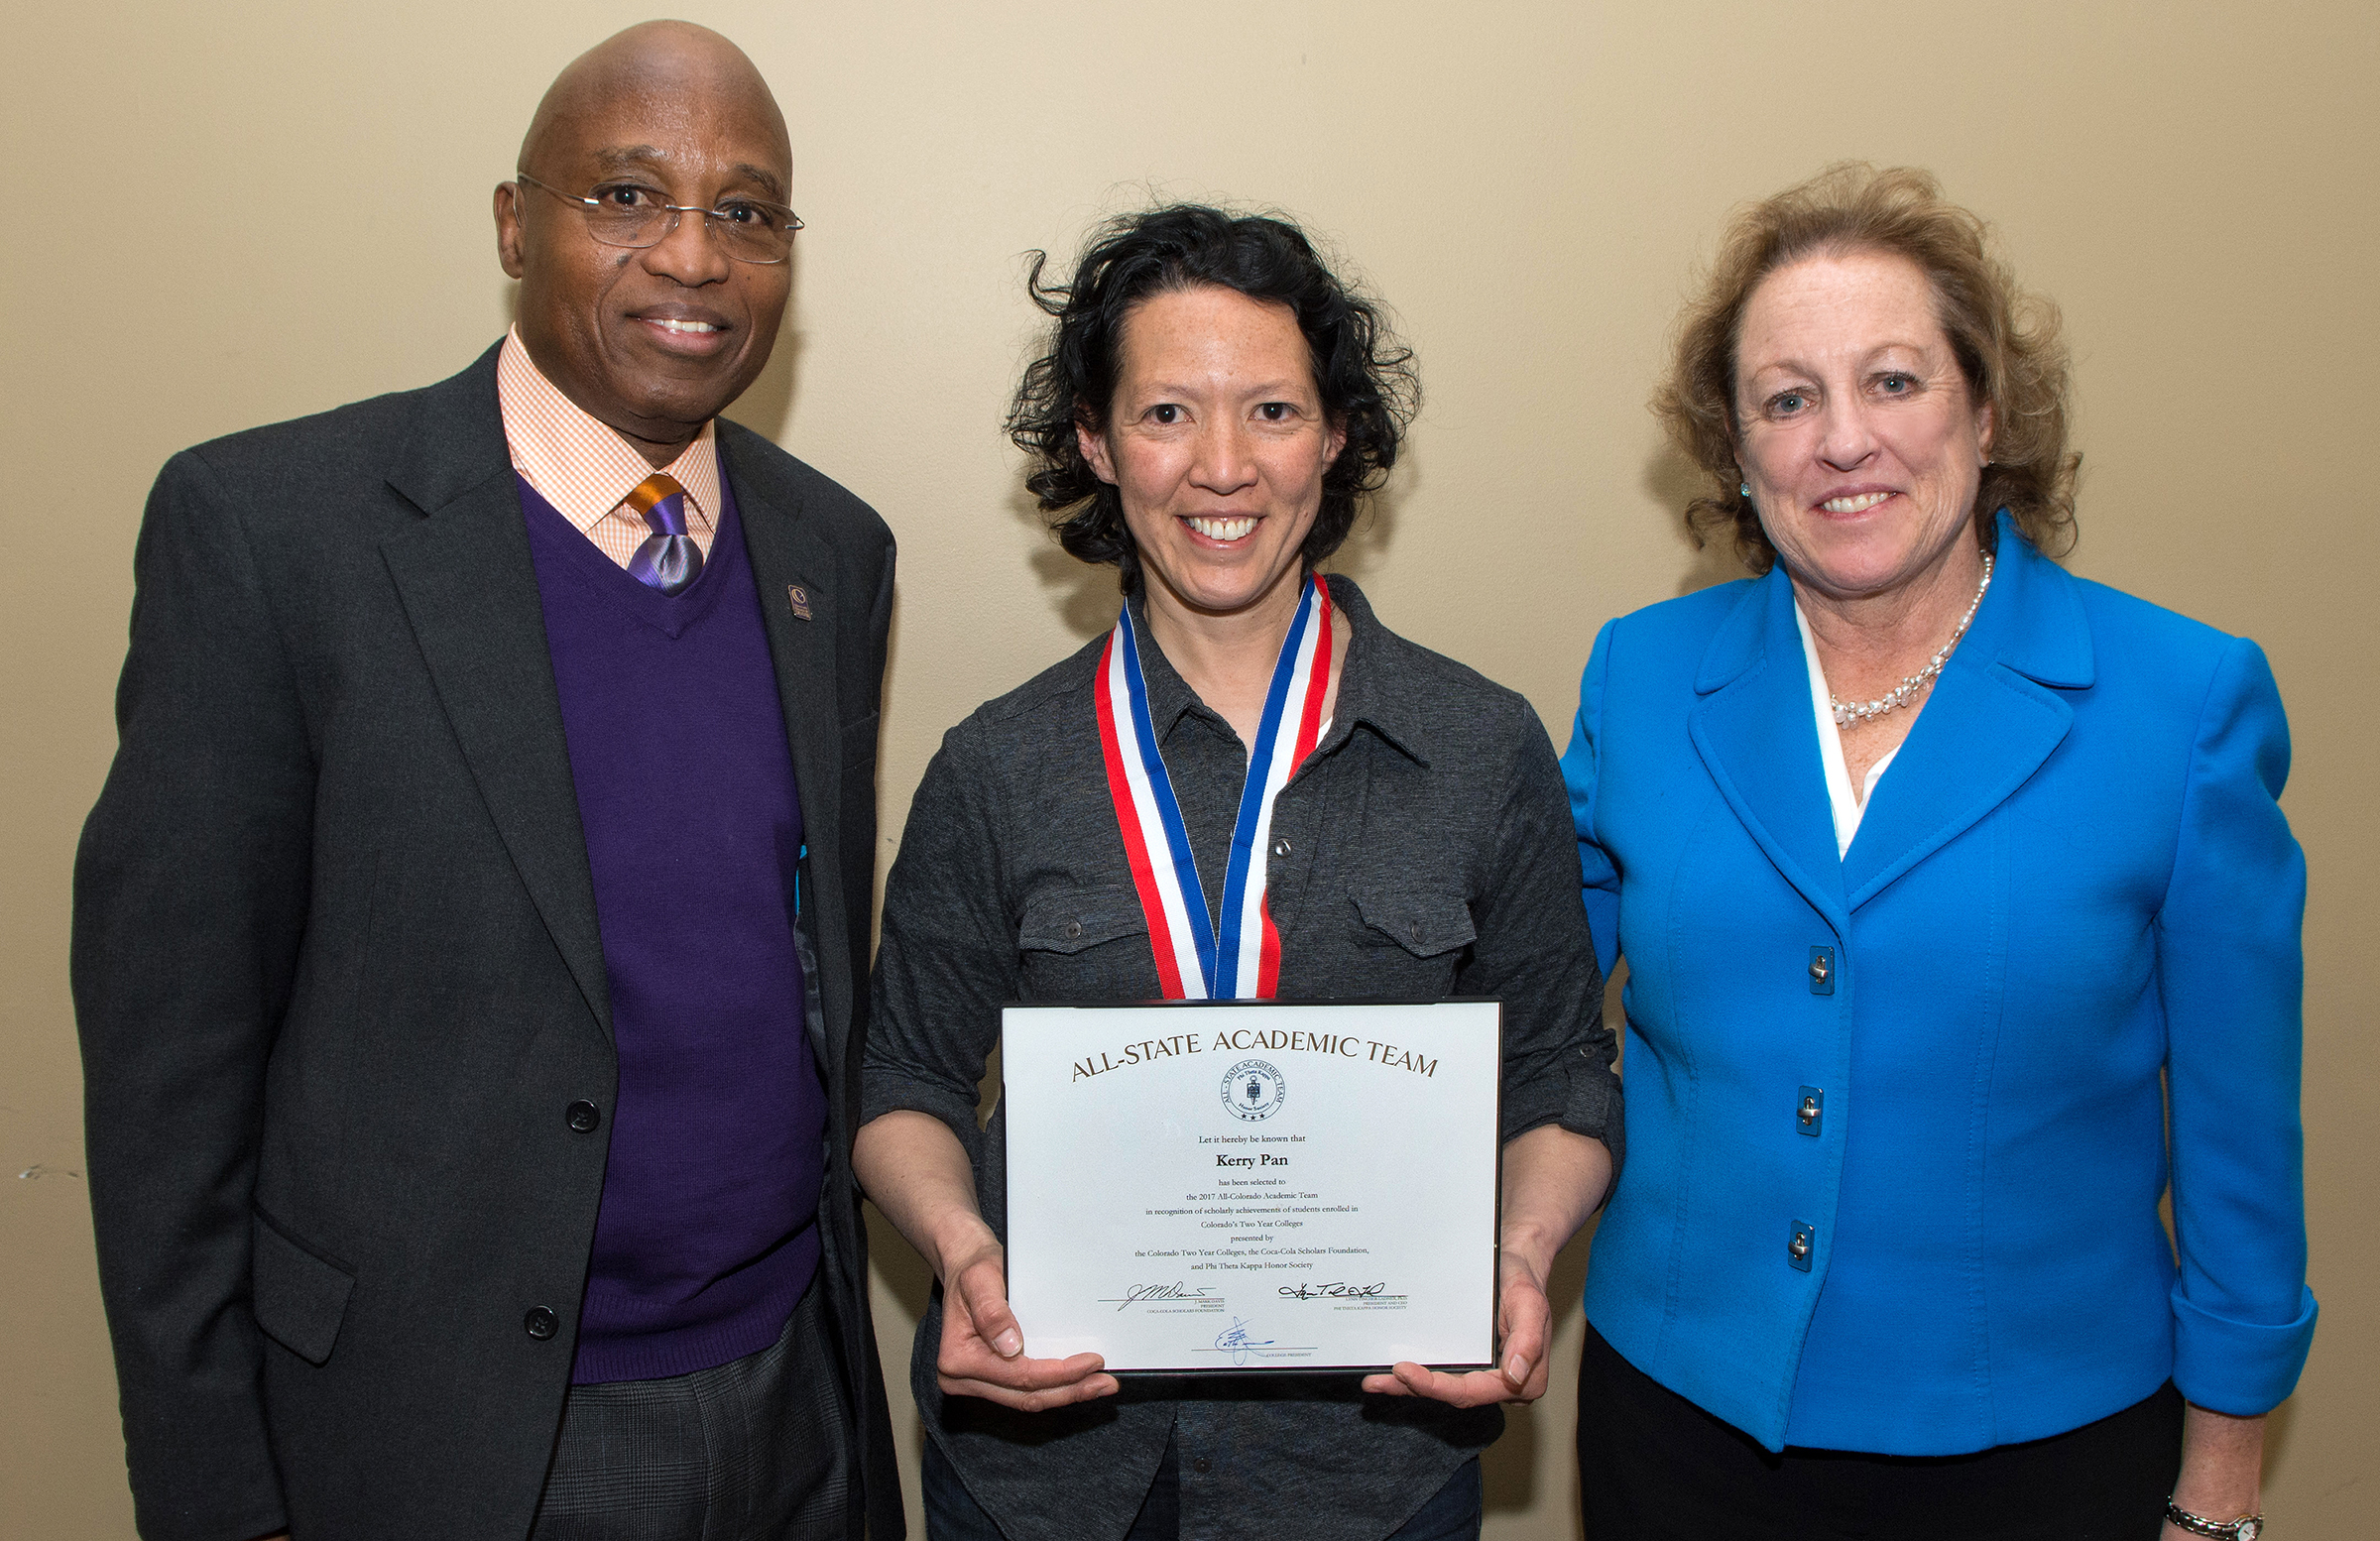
left=495, top=326, right=721, bottom=566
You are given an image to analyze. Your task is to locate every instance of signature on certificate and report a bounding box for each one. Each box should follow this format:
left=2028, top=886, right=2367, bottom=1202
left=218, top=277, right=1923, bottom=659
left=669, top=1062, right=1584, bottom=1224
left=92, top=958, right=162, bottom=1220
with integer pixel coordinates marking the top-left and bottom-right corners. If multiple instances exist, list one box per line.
left=1105, top=1281, right=1217, bottom=1313
left=1276, top=1280, right=1388, bottom=1300
left=1214, top=1317, right=1276, bottom=1364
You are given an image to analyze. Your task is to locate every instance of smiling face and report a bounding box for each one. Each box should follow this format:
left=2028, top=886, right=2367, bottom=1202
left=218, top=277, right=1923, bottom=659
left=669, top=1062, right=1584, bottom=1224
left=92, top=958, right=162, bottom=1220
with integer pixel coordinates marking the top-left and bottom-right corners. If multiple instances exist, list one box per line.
left=1733, top=247, right=1994, bottom=602
left=1078, top=285, right=1346, bottom=628
left=496, top=36, right=792, bottom=465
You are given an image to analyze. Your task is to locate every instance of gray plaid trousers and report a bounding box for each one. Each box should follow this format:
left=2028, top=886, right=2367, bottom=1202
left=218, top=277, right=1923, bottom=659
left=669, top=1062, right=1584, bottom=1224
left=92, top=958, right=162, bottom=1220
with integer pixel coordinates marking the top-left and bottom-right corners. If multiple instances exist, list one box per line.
left=531, top=1282, right=852, bottom=1541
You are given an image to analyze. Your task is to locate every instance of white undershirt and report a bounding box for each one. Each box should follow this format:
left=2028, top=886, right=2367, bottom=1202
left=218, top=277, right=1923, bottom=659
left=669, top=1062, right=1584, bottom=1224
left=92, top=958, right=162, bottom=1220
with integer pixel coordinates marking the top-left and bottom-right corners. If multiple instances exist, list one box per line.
left=1794, top=603, right=1898, bottom=860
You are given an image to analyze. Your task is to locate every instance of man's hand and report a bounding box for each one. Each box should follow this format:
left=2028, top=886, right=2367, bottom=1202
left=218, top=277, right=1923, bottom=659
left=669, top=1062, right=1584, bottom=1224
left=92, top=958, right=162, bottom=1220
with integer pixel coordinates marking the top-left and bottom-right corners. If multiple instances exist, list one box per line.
left=1361, top=1249, right=1552, bottom=1406
left=934, top=1239, right=1119, bottom=1409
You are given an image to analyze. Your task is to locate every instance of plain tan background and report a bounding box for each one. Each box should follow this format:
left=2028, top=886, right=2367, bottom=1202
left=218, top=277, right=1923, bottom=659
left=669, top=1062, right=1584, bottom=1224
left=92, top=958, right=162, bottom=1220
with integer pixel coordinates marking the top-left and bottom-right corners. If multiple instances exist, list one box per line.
left=5, top=2, right=2373, bottom=1535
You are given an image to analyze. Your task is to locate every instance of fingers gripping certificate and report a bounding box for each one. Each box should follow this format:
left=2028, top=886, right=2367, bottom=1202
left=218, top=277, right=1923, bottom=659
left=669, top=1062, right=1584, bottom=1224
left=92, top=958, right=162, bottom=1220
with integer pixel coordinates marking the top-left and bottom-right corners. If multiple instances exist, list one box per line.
left=1002, top=1001, right=1500, bottom=1372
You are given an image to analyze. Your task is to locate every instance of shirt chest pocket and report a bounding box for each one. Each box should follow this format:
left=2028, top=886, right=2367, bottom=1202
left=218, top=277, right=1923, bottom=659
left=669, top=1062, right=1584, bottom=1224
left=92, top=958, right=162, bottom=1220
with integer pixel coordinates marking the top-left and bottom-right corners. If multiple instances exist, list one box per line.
left=1016, top=886, right=1154, bottom=998
left=1349, top=885, right=1479, bottom=996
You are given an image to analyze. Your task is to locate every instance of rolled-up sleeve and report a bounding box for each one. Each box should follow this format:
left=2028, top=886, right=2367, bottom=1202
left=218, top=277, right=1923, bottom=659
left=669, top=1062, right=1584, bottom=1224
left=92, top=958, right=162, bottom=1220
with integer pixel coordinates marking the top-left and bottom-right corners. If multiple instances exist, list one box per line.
left=2158, top=635, right=2318, bottom=1413
left=1460, top=694, right=1622, bottom=1168
left=864, top=717, right=1015, bottom=1155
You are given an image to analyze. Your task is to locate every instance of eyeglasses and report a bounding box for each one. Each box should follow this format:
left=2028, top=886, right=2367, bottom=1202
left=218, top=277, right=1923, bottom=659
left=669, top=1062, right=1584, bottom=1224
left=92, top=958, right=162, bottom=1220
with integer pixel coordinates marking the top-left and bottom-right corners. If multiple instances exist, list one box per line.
left=514, top=172, right=802, bottom=265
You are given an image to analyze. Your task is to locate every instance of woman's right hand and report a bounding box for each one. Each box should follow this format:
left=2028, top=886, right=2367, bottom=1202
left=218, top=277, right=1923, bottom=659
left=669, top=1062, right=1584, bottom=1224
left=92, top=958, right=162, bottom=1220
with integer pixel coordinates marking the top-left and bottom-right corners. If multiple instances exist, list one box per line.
left=854, top=1109, right=1120, bottom=1410
left=933, top=1235, right=1120, bottom=1409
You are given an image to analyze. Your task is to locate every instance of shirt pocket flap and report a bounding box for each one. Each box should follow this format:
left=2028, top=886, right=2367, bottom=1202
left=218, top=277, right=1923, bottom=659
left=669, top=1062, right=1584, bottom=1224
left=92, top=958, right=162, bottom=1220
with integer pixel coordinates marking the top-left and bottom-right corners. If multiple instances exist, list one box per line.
left=1354, top=887, right=1479, bottom=959
left=1019, top=887, right=1150, bottom=954
left=251, top=1209, right=357, bottom=1367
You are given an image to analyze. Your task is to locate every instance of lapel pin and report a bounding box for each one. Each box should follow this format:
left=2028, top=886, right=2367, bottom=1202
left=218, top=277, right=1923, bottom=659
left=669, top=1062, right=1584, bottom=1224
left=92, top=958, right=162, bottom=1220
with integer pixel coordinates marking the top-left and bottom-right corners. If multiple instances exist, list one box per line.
left=787, top=584, right=812, bottom=622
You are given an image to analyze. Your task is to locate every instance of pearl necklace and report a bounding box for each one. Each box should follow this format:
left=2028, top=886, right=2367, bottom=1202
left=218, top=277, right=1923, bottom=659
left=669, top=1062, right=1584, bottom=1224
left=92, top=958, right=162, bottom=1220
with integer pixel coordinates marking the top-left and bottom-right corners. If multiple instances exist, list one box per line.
left=1830, top=552, right=1994, bottom=728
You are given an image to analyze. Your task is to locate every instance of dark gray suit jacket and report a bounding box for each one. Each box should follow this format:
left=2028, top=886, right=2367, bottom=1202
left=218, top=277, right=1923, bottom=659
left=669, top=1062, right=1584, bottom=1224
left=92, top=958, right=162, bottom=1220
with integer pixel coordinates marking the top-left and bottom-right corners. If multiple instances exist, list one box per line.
left=72, top=344, right=903, bottom=1541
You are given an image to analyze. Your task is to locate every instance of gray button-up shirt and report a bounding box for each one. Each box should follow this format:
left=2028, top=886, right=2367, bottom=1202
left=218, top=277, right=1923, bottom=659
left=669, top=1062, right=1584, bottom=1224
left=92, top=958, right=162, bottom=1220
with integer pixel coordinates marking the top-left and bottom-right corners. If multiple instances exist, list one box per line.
left=865, top=575, right=1620, bottom=1541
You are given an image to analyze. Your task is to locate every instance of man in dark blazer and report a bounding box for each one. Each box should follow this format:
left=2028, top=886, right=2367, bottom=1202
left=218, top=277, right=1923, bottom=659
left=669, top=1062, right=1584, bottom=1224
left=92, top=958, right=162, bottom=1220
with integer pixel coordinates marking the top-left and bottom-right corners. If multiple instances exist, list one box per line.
left=72, top=22, right=900, bottom=1541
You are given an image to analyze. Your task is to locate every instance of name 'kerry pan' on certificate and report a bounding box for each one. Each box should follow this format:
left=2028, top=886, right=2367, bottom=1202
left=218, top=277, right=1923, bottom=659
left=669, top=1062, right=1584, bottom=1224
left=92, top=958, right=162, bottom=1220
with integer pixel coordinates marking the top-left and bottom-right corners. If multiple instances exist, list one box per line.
left=1002, top=1000, right=1501, bottom=1373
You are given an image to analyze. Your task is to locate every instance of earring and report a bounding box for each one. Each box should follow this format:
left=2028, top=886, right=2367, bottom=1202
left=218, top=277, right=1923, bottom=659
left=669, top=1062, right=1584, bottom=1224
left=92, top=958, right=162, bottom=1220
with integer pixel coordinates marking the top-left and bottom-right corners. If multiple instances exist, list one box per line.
left=1738, top=483, right=1752, bottom=499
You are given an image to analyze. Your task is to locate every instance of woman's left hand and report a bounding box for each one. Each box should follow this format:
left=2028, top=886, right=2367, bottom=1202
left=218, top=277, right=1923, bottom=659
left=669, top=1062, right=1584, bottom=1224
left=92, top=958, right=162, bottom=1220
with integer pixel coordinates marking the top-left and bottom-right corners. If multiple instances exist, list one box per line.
left=1360, top=1125, right=1613, bottom=1407
left=1362, top=1249, right=1553, bottom=1406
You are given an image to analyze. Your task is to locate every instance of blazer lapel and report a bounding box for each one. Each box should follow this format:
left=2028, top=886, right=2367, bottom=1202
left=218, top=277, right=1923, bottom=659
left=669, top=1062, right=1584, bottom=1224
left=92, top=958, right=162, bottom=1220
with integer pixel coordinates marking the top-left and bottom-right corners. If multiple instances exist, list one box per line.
left=724, top=433, right=848, bottom=1075
left=378, top=348, right=613, bottom=1036
left=1689, top=568, right=1849, bottom=931
left=1842, top=518, right=2093, bottom=908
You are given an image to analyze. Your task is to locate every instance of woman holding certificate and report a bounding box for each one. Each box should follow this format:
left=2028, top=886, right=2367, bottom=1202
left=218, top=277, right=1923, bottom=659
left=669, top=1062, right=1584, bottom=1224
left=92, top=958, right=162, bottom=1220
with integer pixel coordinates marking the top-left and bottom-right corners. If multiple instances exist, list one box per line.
left=857, top=204, right=1622, bottom=1541
left=1560, top=165, right=2313, bottom=1539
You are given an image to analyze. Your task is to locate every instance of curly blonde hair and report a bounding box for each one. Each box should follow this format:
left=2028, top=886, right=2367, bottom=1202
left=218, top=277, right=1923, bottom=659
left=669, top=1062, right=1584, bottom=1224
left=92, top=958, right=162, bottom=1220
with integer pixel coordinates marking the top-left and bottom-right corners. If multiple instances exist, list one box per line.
left=1655, top=163, right=2078, bottom=571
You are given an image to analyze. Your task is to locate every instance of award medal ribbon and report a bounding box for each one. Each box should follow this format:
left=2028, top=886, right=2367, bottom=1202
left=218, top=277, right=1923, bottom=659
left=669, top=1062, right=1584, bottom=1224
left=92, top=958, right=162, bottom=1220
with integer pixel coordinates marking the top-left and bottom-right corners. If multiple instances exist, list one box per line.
left=1094, top=574, right=1334, bottom=1000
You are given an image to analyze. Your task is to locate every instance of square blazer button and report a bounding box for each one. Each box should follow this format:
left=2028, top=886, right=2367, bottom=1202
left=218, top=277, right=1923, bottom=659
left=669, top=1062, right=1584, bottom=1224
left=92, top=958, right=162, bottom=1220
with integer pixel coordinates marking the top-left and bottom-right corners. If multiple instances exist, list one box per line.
left=787, top=584, right=813, bottom=621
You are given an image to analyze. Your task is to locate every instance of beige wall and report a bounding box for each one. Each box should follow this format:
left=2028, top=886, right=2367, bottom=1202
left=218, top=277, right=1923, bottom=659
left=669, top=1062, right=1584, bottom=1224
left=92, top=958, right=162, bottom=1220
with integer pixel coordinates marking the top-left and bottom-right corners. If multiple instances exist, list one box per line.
left=7, top=1, right=2373, bottom=1534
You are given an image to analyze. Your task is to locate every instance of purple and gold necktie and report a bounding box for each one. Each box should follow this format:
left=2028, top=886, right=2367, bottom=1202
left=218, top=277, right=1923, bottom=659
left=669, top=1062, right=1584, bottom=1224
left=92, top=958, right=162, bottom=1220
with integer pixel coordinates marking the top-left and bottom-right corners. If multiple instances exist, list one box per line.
left=624, top=473, right=703, bottom=595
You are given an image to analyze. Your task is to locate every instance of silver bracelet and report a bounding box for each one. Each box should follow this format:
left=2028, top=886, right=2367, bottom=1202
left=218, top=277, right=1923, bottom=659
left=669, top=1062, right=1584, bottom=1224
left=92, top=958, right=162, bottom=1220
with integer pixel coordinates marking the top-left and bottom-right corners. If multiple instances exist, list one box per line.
left=2165, top=1498, right=2263, bottom=1539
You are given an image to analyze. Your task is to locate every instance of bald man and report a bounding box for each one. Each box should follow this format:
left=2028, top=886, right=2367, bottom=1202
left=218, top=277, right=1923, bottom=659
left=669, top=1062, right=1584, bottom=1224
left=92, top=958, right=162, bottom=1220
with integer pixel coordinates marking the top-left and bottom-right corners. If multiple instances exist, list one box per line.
left=74, top=24, right=901, bottom=1541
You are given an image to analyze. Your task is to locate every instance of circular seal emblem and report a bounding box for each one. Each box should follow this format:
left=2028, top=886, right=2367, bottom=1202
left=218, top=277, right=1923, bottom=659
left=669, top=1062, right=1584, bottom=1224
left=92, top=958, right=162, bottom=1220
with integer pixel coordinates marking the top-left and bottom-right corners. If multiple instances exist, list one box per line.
left=1222, top=1059, right=1287, bottom=1122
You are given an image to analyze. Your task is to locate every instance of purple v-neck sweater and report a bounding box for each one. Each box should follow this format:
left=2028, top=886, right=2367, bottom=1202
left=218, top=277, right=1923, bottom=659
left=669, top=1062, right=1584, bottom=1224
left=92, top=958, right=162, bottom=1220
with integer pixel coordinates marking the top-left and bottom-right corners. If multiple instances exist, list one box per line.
left=519, top=473, right=824, bottom=1384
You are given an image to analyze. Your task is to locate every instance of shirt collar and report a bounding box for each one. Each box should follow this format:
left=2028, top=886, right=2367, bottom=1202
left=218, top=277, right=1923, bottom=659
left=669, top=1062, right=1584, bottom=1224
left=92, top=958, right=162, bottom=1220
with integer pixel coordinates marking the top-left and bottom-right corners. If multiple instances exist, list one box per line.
left=1126, top=573, right=1432, bottom=767
left=1315, top=575, right=1431, bottom=767
left=495, top=325, right=720, bottom=537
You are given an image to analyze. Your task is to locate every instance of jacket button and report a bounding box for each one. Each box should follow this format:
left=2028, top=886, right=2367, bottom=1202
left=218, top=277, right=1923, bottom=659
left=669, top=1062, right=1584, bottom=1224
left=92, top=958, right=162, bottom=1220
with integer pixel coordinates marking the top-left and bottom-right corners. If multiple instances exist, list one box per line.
left=1066, top=920, right=1084, bottom=939
left=524, top=1306, right=560, bottom=1340
left=1191, top=1457, right=1213, bottom=1475
left=1788, top=1222, right=1816, bottom=1272
left=1797, top=1087, right=1824, bottom=1136
left=566, top=1100, right=601, bottom=1132
left=1808, top=946, right=1836, bottom=996
left=1270, top=836, right=1292, bottom=858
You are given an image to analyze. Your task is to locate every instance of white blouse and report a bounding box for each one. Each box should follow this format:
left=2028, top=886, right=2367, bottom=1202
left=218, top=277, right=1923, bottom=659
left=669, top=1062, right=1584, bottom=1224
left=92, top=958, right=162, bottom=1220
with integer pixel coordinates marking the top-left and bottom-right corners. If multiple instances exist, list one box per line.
left=1794, top=603, right=1899, bottom=860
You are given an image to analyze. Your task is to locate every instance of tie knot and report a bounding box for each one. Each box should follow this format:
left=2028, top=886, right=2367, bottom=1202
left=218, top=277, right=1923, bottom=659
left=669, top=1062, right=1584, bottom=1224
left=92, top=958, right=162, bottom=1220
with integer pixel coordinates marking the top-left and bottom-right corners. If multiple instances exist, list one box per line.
left=626, top=473, right=691, bottom=538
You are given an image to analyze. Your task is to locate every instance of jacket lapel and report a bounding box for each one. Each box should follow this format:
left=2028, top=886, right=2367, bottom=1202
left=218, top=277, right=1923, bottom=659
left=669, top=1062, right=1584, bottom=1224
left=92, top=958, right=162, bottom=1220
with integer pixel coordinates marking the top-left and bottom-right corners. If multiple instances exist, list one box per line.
left=724, top=430, right=848, bottom=1077
left=1689, top=567, right=1849, bottom=931
left=1842, top=518, right=2092, bottom=908
left=378, top=346, right=613, bottom=1036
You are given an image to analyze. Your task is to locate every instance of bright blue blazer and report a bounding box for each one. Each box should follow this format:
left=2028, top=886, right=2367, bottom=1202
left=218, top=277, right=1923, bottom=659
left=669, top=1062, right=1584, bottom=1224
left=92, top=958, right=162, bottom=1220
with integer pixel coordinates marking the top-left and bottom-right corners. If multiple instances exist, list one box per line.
left=1562, top=514, right=2316, bottom=1455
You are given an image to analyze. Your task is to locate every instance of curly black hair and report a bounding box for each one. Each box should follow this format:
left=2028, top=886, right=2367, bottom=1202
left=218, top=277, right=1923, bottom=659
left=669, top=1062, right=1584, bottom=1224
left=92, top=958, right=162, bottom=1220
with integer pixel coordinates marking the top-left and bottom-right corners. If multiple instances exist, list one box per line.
left=1006, top=203, right=1418, bottom=593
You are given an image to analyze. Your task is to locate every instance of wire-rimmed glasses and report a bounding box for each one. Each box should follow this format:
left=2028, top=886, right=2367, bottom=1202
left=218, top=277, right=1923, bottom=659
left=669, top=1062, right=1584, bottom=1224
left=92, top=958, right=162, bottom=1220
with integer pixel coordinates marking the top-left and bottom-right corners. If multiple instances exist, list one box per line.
left=514, top=172, right=801, bottom=265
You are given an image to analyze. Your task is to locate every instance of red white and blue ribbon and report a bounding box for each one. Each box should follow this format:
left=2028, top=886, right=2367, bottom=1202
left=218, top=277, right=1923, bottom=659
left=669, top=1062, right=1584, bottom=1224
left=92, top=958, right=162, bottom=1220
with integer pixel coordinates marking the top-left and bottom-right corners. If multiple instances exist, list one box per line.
left=1094, top=574, right=1334, bottom=1000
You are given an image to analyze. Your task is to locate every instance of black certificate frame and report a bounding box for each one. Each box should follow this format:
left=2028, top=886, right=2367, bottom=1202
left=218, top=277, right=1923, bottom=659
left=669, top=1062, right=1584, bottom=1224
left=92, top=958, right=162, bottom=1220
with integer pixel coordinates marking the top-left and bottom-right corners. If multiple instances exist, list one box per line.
left=999, top=996, right=1505, bottom=1377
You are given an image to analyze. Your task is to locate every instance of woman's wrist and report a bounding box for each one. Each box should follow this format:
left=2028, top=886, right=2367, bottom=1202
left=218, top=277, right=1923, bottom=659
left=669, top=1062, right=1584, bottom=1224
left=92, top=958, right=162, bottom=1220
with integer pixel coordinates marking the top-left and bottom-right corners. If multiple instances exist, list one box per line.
left=1495, top=1222, right=1562, bottom=1287
left=927, top=1211, right=1004, bottom=1286
left=2168, top=1402, right=2267, bottom=1534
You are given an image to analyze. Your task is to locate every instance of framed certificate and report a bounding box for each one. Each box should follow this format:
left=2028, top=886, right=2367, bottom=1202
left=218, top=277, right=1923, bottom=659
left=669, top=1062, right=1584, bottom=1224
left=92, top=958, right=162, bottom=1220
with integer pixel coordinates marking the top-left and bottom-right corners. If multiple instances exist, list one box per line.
left=1001, top=1000, right=1501, bottom=1373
